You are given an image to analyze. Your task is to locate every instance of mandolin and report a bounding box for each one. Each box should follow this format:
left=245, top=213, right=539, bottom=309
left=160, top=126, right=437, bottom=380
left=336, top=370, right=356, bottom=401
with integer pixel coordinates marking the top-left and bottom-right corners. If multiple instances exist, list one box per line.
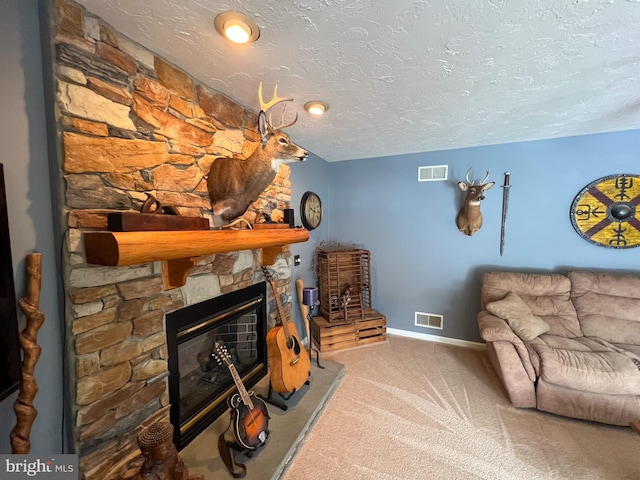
left=262, top=267, right=311, bottom=394
left=212, top=342, right=269, bottom=450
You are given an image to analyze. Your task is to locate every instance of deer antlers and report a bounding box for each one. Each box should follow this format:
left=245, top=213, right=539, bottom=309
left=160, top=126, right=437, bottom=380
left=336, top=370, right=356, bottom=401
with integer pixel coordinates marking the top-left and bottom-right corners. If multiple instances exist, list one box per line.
left=464, top=167, right=490, bottom=186
left=258, top=82, right=290, bottom=112
left=258, top=82, right=298, bottom=130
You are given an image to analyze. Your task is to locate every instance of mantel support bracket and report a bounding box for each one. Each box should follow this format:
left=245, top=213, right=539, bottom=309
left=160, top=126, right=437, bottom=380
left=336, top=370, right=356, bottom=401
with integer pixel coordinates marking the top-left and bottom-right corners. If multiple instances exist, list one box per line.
left=260, top=246, right=285, bottom=267
left=163, top=257, right=203, bottom=290
left=162, top=246, right=287, bottom=290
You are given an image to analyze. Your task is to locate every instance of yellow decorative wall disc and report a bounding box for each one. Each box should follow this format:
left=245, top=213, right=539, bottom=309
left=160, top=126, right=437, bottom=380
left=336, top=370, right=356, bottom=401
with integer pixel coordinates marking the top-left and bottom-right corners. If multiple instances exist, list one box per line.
left=570, top=174, right=640, bottom=249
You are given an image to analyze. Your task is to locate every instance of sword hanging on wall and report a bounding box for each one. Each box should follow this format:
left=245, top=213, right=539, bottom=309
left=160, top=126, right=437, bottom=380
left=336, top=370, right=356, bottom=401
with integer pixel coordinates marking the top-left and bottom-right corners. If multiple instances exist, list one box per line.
left=500, top=172, right=511, bottom=256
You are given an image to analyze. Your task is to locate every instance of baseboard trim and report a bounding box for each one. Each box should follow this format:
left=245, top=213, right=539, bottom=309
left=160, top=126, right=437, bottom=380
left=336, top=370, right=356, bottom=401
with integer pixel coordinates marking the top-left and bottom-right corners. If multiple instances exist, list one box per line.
left=386, top=327, right=486, bottom=350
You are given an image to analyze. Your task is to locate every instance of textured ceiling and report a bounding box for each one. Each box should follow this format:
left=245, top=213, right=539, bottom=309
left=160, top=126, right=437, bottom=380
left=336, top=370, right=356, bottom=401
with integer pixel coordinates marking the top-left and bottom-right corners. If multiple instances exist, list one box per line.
left=74, top=0, right=640, bottom=162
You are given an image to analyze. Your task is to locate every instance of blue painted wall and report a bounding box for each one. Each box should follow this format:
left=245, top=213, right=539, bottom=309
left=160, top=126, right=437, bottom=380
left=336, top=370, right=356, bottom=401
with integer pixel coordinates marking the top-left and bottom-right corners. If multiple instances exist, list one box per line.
left=0, top=0, right=64, bottom=454
left=288, top=153, right=330, bottom=340
left=323, top=130, right=640, bottom=342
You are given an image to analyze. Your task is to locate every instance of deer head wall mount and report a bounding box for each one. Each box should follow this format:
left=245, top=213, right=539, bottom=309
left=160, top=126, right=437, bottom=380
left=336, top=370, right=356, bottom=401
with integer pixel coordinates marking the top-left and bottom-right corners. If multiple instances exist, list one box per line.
left=207, top=82, right=308, bottom=221
left=455, top=167, right=495, bottom=236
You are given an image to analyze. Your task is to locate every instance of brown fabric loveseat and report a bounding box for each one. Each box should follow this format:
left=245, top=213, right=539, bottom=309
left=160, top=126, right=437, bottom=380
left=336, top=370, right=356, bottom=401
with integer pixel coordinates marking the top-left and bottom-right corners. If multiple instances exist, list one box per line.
left=478, top=270, right=640, bottom=426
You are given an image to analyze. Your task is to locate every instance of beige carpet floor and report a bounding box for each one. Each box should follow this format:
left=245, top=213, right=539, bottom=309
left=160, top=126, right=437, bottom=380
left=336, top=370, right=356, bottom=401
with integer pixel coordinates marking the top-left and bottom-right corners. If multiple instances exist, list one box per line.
left=281, top=335, right=640, bottom=480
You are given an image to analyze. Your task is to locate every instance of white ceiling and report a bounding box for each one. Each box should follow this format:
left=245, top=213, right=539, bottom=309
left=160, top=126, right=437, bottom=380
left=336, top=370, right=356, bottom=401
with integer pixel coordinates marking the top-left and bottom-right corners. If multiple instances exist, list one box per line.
left=74, top=0, right=640, bottom=162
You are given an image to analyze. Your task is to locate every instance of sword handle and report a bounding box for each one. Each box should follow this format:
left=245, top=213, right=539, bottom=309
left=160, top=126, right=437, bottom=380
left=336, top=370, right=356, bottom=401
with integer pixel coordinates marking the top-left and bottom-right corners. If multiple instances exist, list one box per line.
left=503, top=171, right=510, bottom=187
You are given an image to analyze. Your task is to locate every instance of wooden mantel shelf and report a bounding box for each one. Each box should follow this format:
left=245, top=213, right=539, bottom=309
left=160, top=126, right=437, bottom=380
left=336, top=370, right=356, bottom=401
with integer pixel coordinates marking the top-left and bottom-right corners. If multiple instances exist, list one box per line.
left=84, top=228, right=309, bottom=289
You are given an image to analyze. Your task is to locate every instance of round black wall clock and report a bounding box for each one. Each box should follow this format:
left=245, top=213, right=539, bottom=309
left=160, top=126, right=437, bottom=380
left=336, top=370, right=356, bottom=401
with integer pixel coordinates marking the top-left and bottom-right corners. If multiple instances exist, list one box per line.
left=570, top=173, right=640, bottom=249
left=300, top=191, right=322, bottom=230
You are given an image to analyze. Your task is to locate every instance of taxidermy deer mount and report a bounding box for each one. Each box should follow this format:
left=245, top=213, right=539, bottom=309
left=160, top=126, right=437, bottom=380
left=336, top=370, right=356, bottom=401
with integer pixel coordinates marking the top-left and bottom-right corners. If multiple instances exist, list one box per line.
left=455, top=167, right=495, bottom=236
left=207, top=83, right=308, bottom=221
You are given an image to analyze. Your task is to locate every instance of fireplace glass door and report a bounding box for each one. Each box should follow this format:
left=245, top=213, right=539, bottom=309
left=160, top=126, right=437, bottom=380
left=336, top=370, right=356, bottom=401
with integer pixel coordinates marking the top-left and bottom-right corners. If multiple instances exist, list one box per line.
left=166, top=282, right=267, bottom=449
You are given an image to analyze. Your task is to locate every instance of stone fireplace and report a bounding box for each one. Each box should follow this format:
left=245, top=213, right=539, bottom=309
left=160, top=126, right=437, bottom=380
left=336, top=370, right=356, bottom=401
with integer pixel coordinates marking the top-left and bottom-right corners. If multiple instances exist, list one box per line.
left=44, top=1, right=297, bottom=478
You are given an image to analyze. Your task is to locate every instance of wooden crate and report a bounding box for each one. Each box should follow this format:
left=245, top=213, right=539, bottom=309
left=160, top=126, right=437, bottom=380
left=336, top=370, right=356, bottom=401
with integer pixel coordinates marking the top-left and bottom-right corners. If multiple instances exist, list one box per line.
left=311, top=309, right=386, bottom=352
left=318, top=249, right=372, bottom=322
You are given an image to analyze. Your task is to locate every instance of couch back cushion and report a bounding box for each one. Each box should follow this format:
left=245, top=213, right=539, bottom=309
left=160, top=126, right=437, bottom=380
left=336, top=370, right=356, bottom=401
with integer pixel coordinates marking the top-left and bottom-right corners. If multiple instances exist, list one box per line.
left=569, top=271, right=640, bottom=345
left=481, top=272, right=582, bottom=338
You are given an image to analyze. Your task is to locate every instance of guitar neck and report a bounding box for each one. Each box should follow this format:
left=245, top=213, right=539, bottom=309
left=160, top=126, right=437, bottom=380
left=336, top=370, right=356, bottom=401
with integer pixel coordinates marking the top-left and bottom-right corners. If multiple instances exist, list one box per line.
left=263, top=269, right=293, bottom=340
left=227, top=362, right=254, bottom=410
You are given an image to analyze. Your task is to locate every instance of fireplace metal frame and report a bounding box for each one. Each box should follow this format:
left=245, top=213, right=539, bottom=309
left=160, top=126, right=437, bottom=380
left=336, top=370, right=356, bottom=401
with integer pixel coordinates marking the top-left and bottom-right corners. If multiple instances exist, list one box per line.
left=166, top=281, right=268, bottom=450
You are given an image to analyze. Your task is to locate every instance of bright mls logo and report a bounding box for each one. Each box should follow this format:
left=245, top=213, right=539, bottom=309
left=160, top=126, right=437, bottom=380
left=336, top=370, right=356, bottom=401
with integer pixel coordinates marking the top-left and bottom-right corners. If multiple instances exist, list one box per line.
left=1, top=455, right=77, bottom=479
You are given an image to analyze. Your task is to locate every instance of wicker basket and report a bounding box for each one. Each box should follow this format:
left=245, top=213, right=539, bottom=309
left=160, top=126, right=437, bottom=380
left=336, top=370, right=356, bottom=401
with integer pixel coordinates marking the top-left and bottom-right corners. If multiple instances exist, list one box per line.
left=318, top=249, right=371, bottom=322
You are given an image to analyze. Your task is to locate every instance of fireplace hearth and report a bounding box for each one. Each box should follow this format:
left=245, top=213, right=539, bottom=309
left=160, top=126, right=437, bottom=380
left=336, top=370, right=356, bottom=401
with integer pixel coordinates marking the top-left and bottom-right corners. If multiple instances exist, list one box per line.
left=166, top=282, right=268, bottom=450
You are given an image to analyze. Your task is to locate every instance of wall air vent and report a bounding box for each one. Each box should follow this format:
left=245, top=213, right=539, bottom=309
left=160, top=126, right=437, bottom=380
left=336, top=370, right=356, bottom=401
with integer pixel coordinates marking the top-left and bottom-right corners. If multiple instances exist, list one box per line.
left=415, top=311, right=443, bottom=330
left=418, top=165, right=448, bottom=182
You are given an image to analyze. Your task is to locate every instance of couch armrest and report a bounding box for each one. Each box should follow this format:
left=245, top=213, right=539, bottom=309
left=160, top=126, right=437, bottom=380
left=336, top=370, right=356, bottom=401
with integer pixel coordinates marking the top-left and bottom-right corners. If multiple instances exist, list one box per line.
left=478, top=311, right=519, bottom=343
left=478, top=310, right=537, bottom=384
left=486, top=342, right=537, bottom=408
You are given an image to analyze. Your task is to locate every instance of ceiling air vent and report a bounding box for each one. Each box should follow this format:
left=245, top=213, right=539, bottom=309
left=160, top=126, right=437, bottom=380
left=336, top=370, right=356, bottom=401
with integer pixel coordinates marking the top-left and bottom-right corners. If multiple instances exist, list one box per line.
left=415, top=311, right=443, bottom=330
left=418, top=165, right=448, bottom=182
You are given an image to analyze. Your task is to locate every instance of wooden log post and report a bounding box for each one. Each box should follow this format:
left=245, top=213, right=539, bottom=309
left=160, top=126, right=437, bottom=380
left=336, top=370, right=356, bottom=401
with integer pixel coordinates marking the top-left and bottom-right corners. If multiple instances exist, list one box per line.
left=295, top=278, right=310, bottom=347
left=10, top=253, right=44, bottom=454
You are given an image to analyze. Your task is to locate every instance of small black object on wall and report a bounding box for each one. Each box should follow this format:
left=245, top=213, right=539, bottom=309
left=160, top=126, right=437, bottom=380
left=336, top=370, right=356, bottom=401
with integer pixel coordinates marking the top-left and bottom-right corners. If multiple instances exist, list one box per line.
left=283, top=208, right=295, bottom=228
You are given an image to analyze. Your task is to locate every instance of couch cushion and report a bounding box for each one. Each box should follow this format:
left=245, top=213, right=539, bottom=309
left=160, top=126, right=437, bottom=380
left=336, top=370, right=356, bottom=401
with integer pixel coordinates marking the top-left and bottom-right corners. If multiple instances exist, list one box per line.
left=536, top=380, right=640, bottom=426
left=617, top=343, right=640, bottom=358
left=486, top=292, right=550, bottom=341
left=527, top=334, right=640, bottom=395
left=481, top=272, right=582, bottom=338
left=569, top=271, right=640, bottom=345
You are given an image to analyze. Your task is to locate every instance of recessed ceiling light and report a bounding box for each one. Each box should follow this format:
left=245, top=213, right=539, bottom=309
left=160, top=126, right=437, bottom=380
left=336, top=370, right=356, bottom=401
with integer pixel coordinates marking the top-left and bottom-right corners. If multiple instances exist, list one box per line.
left=214, top=12, right=260, bottom=45
left=304, top=101, right=329, bottom=116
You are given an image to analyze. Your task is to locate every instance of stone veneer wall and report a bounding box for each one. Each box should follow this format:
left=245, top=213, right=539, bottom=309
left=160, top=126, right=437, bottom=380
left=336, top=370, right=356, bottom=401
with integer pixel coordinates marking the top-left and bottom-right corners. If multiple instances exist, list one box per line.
left=46, top=1, right=295, bottom=478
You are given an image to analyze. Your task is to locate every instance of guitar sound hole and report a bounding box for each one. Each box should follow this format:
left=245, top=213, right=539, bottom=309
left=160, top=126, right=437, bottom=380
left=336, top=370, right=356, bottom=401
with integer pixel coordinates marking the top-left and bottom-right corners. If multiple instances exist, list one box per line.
left=287, top=336, right=301, bottom=354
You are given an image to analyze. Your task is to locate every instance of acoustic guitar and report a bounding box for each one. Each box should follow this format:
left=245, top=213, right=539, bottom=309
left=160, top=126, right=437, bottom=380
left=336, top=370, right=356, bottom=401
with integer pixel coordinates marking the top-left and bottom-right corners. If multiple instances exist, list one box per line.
left=262, top=267, right=311, bottom=393
left=212, top=342, right=269, bottom=450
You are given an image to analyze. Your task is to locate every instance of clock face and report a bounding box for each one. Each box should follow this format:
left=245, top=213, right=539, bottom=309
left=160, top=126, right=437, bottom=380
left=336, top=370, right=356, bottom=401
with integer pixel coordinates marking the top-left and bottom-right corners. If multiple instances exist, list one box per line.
left=570, top=174, right=640, bottom=249
left=301, top=191, right=322, bottom=230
